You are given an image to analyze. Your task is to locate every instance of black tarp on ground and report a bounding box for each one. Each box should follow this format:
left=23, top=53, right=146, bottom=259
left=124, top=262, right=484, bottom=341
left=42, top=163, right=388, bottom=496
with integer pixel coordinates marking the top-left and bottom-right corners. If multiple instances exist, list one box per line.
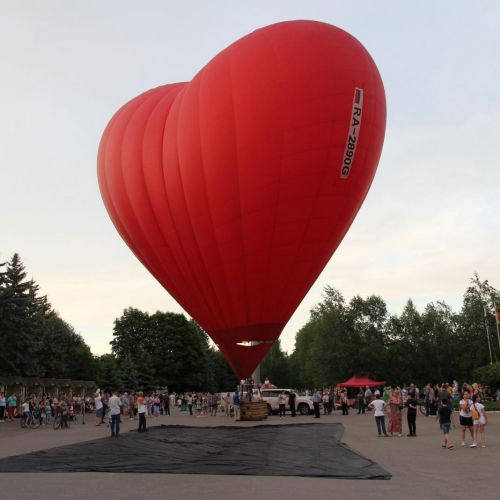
left=0, top=423, right=391, bottom=479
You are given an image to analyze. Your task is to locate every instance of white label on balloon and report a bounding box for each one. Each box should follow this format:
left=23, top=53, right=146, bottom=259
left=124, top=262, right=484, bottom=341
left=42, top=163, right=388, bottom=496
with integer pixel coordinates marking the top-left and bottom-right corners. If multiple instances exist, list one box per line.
left=340, top=87, right=363, bottom=178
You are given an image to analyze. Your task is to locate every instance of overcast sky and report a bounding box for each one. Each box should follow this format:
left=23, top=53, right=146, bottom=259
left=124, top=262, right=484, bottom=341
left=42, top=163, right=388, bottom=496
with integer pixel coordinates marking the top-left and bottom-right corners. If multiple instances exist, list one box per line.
left=1, top=1, right=499, bottom=355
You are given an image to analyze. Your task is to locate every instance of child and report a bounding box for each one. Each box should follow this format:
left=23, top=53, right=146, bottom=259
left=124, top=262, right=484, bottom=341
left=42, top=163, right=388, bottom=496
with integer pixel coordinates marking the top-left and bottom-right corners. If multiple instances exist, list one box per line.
left=21, top=399, right=30, bottom=424
left=436, top=399, right=456, bottom=450
left=471, top=394, right=488, bottom=448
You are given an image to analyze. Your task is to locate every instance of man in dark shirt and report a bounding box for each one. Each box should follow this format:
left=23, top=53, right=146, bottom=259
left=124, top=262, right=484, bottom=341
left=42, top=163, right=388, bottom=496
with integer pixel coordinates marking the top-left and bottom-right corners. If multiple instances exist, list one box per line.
left=437, top=384, right=452, bottom=409
left=405, top=394, right=418, bottom=436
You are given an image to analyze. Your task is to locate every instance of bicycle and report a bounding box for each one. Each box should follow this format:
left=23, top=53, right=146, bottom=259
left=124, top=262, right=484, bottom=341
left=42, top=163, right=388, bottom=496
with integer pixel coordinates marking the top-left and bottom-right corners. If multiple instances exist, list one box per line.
left=419, top=400, right=438, bottom=416
left=20, top=412, right=41, bottom=429
left=53, top=412, right=70, bottom=430
left=68, top=411, right=79, bottom=425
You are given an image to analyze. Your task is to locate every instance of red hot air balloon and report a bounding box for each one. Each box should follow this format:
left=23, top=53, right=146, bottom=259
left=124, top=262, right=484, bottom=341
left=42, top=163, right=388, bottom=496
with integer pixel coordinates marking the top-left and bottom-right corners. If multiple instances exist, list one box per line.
left=97, top=20, right=386, bottom=379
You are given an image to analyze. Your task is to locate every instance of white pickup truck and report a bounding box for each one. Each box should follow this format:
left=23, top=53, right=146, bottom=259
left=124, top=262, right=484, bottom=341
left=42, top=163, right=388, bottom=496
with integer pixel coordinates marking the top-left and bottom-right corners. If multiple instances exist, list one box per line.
left=260, top=388, right=314, bottom=416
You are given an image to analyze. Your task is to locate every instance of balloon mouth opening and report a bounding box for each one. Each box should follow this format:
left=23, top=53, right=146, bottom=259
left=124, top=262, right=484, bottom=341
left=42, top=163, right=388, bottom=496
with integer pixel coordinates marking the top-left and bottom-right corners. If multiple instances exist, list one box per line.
left=235, top=341, right=274, bottom=347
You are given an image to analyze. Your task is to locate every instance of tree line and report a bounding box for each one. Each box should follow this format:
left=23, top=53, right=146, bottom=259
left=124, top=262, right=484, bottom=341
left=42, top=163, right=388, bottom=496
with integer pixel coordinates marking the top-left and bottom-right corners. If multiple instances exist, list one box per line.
left=2, top=253, right=499, bottom=391
left=0, top=254, right=237, bottom=392
left=263, top=278, right=500, bottom=389
left=0, top=254, right=95, bottom=380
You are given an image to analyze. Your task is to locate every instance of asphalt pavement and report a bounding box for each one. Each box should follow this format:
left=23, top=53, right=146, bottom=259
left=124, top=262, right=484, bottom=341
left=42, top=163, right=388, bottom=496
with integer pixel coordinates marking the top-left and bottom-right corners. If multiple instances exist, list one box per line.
left=0, top=408, right=497, bottom=499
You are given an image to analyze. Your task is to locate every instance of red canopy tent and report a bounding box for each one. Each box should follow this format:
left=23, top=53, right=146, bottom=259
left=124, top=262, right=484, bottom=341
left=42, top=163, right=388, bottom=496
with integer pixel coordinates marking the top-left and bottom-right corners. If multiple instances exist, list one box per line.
left=338, top=375, right=386, bottom=387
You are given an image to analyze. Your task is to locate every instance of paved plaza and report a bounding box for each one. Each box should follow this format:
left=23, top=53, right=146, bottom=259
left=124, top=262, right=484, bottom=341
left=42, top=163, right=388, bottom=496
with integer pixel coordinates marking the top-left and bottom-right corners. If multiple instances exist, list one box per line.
left=0, top=409, right=498, bottom=499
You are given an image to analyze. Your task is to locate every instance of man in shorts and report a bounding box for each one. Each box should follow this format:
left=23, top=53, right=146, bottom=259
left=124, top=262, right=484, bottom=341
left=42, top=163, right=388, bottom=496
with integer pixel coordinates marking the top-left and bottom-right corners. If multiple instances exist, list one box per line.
left=436, top=399, right=456, bottom=449
left=459, top=391, right=474, bottom=446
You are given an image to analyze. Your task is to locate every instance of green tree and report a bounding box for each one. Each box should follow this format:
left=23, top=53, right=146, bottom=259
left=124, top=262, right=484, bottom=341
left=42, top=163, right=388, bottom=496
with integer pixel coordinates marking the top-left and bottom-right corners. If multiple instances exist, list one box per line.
left=260, top=339, right=289, bottom=388
left=205, top=349, right=239, bottom=393
left=110, top=307, right=154, bottom=390
left=292, top=286, right=359, bottom=387
left=0, top=254, right=42, bottom=376
left=95, top=354, right=120, bottom=391
left=37, top=312, right=95, bottom=380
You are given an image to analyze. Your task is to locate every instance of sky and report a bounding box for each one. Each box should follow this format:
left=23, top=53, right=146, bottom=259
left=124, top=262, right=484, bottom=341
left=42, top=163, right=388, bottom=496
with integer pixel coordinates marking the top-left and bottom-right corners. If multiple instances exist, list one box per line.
left=1, top=1, right=499, bottom=355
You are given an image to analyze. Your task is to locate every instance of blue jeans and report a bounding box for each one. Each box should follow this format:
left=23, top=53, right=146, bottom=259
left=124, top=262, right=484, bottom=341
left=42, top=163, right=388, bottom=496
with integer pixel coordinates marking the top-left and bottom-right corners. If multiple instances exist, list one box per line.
left=111, top=414, right=120, bottom=435
left=375, top=416, right=387, bottom=435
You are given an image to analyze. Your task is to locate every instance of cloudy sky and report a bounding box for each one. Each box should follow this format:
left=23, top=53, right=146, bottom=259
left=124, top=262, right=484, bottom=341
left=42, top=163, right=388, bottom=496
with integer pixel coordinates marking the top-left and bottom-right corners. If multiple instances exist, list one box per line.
left=1, top=1, right=499, bottom=355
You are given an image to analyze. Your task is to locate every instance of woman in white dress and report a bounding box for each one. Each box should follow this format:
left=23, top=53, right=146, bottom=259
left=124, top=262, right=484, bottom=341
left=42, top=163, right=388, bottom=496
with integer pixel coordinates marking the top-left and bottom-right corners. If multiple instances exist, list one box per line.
left=471, top=394, right=488, bottom=448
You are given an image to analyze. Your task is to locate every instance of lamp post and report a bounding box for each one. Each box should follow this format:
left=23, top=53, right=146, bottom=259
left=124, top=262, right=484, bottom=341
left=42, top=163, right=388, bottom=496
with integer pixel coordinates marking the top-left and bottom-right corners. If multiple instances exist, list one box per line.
left=81, top=393, right=85, bottom=425
left=483, top=304, right=494, bottom=365
left=495, top=304, right=500, bottom=353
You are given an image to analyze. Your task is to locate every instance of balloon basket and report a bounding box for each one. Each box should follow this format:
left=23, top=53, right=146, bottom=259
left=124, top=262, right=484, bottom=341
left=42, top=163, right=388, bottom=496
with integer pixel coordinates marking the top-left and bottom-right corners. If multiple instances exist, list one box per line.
left=240, top=401, right=268, bottom=421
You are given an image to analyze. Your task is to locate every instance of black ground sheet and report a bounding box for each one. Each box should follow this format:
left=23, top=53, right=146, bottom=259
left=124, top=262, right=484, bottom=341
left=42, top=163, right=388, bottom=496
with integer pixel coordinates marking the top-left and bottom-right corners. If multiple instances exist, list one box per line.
left=0, top=423, right=391, bottom=479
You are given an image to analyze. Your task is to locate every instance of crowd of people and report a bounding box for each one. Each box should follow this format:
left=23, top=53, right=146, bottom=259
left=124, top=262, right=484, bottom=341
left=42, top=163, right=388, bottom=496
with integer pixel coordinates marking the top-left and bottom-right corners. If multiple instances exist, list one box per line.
left=0, top=391, right=85, bottom=426
left=329, top=381, right=492, bottom=449
left=1, top=381, right=496, bottom=447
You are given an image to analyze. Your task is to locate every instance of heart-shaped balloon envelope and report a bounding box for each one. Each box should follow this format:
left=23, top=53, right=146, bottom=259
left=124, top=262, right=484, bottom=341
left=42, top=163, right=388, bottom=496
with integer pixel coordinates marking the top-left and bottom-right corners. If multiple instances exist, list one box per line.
left=97, top=20, right=386, bottom=379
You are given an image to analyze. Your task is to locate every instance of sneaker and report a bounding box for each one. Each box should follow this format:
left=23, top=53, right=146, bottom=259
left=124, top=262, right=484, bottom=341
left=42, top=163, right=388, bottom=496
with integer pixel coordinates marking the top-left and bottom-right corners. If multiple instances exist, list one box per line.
left=441, top=444, right=447, bottom=448
left=461, top=442, right=465, bottom=447
left=469, top=444, right=477, bottom=448
left=448, top=445, right=454, bottom=450
left=481, top=445, right=486, bottom=448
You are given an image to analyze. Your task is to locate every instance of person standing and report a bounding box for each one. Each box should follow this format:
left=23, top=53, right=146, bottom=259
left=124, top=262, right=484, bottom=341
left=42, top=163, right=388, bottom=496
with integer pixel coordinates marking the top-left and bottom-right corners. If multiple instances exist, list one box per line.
left=322, top=391, right=329, bottom=415
left=121, top=392, right=129, bottom=420
left=340, top=389, right=349, bottom=415
left=223, top=393, right=231, bottom=416
left=471, top=394, right=488, bottom=448
left=382, top=386, right=390, bottom=404
left=278, top=391, right=287, bottom=418
left=187, top=394, right=193, bottom=416
left=137, top=392, right=147, bottom=432
left=436, top=399, right=456, bottom=449
left=357, top=388, right=365, bottom=414
left=369, top=394, right=388, bottom=437
left=164, top=393, right=171, bottom=415
left=128, top=392, right=135, bottom=420
left=388, top=389, right=403, bottom=437
left=0, top=392, right=6, bottom=422
left=232, top=392, right=241, bottom=421
left=438, top=384, right=452, bottom=409
left=94, top=391, right=103, bottom=426
left=6, top=393, right=17, bottom=421
left=459, top=391, right=474, bottom=446
left=328, top=389, right=334, bottom=415
left=289, top=391, right=297, bottom=417
left=364, top=386, right=373, bottom=406
left=405, top=393, right=417, bottom=436
left=312, top=389, right=322, bottom=418
left=109, top=390, right=122, bottom=437
left=101, top=391, right=109, bottom=424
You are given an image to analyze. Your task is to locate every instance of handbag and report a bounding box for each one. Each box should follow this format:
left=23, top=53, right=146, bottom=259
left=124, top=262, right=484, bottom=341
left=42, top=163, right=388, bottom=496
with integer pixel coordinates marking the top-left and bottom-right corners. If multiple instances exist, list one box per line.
left=471, top=403, right=480, bottom=420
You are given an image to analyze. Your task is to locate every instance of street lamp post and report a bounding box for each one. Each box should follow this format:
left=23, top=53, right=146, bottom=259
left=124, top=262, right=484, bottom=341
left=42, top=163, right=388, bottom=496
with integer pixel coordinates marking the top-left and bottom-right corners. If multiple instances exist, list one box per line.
left=483, top=304, right=494, bottom=365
